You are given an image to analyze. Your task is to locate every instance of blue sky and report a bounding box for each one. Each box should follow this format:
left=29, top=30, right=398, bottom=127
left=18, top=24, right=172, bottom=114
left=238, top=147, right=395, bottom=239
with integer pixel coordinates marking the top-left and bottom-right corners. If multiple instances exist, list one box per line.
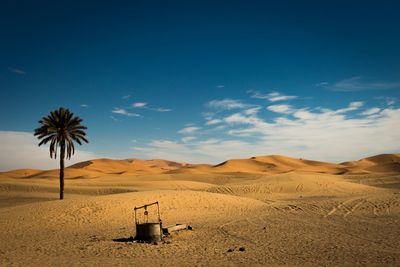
left=1, top=1, right=400, bottom=170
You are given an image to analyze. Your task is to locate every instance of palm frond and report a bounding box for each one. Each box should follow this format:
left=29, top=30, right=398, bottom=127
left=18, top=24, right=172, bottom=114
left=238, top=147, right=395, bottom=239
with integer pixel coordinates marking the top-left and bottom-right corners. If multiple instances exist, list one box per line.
left=34, top=107, right=89, bottom=160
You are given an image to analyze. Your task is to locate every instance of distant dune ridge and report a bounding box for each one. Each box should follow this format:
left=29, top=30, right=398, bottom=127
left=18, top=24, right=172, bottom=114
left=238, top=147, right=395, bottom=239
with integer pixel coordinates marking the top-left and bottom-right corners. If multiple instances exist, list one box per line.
left=2, top=153, right=399, bottom=179
left=69, top=158, right=188, bottom=174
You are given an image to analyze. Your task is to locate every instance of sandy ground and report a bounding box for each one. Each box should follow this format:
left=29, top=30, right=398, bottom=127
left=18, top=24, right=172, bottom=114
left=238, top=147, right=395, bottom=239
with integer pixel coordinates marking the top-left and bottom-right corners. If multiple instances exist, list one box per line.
left=1, top=155, right=400, bottom=266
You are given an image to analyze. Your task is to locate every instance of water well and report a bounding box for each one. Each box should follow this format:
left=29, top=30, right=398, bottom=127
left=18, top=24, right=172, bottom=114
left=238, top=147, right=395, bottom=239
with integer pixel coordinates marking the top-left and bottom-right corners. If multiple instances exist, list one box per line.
left=134, top=201, right=163, bottom=242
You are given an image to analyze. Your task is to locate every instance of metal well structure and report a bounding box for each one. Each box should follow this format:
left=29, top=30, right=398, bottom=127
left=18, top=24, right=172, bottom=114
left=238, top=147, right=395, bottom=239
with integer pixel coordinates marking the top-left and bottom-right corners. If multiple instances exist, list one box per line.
left=133, top=201, right=163, bottom=242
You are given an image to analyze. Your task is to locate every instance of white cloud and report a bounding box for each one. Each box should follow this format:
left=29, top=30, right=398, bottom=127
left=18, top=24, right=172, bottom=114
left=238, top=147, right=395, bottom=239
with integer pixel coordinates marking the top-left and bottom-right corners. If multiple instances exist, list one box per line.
left=293, top=110, right=315, bottom=120
left=206, top=119, right=222, bottom=125
left=80, top=104, right=89, bottom=108
left=8, top=67, right=26, bottom=75
left=122, top=95, right=131, bottom=100
left=375, top=96, right=396, bottom=106
left=267, top=104, right=293, bottom=114
left=112, top=108, right=140, bottom=117
left=360, top=107, right=381, bottom=116
left=274, top=117, right=299, bottom=126
left=330, top=76, right=400, bottom=91
left=182, top=136, right=197, bottom=143
left=224, top=113, right=251, bottom=124
left=130, top=146, right=152, bottom=152
left=243, top=107, right=261, bottom=115
left=207, top=99, right=248, bottom=110
left=178, top=126, right=201, bottom=135
left=0, top=131, right=98, bottom=171
left=335, top=101, right=363, bottom=114
left=153, top=107, right=171, bottom=112
left=132, top=102, right=147, bottom=108
left=129, top=102, right=171, bottom=112
left=216, top=85, right=225, bottom=88
left=387, top=99, right=396, bottom=106
left=250, top=91, right=297, bottom=102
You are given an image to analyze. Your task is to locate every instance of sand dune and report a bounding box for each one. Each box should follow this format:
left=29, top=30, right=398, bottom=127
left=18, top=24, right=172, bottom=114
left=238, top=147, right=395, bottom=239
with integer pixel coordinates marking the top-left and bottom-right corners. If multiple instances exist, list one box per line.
left=1, top=168, right=44, bottom=178
left=211, top=155, right=349, bottom=175
left=1, top=153, right=400, bottom=266
left=206, top=172, right=381, bottom=202
left=342, top=153, right=400, bottom=174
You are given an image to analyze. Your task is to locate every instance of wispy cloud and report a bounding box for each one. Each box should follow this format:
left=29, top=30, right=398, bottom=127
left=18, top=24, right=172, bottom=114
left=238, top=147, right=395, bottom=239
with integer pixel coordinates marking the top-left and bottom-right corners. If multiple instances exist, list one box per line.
left=153, top=107, right=171, bottom=112
left=386, top=99, right=396, bottom=106
left=182, top=136, right=197, bottom=143
left=292, top=110, right=315, bottom=120
left=109, top=115, right=120, bottom=121
left=335, top=101, right=363, bottom=114
left=328, top=76, right=400, bottom=92
left=80, top=104, right=89, bottom=108
left=316, top=81, right=328, bottom=87
left=360, top=107, right=381, bottom=116
left=122, top=95, right=131, bottom=100
left=216, top=85, right=225, bottom=89
left=205, top=119, right=223, bottom=125
left=224, top=113, right=253, bottom=125
left=132, top=102, right=147, bottom=108
left=387, top=98, right=396, bottom=106
left=267, top=104, right=293, bottom=114
left=374, top=96, right=396, bottom=106
left=178, top=126, right=201, bottom=135
left=131, top=101, right=171, bottom=112
left=249, top=91, right=297, bottom=102
left=264, top=101, right=364, bottom=117
left=207, top=99, right=248, bottom=110
left=112, top=108, right=140, bottom=117
left=243, top=107, right=261, bottom=116
left=8, top=67, right=26, bottom=75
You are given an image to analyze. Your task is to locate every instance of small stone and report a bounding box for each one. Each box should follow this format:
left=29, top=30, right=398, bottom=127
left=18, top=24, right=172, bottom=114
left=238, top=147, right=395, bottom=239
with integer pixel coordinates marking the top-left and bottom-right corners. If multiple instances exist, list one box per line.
left=227, top=248, right=234, bottom=252
left=239, top=247, right=245, bottom=252
left=187, top=225, right=193, bottom=230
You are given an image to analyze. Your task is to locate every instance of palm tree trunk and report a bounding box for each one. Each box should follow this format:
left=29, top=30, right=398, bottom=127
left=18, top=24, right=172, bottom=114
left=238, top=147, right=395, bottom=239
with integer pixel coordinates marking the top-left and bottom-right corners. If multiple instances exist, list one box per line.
left=59, top=142, right=65, bottom=200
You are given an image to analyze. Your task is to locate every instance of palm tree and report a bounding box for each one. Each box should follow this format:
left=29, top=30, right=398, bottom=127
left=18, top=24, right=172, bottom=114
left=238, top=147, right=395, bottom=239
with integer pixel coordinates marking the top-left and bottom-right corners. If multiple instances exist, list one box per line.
left=34, top=107, right=88, bottom=200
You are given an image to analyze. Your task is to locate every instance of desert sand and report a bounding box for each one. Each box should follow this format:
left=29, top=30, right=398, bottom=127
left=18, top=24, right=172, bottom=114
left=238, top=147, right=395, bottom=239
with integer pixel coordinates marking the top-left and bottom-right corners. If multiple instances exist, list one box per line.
left=1, top=154, right=400, bottom=266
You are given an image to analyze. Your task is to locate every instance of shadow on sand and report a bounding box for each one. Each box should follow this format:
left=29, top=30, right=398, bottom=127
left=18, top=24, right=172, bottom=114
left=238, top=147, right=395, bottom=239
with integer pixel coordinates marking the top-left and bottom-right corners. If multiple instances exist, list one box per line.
left=112, top=236, right=135, bottom=243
